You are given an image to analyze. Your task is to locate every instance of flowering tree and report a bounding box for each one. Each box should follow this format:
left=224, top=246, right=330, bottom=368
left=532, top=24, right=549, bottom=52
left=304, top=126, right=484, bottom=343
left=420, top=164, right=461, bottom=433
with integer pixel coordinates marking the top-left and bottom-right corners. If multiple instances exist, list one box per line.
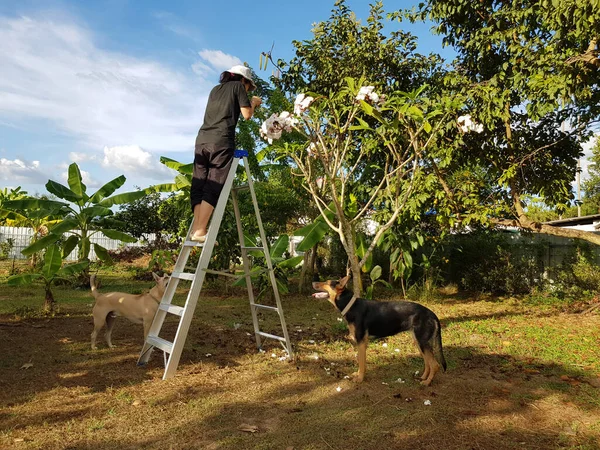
left=261, top=78, right=460, bottom=294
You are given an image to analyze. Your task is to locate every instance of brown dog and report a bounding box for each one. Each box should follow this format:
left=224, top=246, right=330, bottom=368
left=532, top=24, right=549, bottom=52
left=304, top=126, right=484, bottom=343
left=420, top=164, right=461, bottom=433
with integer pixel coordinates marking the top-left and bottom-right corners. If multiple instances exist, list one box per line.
left=313, top=276, right=446, bottom=385
left=90, top=273, right=169, bottom=349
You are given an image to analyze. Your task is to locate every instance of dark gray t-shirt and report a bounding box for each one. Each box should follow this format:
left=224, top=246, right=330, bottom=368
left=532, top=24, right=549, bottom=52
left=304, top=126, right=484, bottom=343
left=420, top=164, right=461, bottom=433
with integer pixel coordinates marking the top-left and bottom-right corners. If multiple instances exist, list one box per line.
left=196, top=81, right=251, bottom=148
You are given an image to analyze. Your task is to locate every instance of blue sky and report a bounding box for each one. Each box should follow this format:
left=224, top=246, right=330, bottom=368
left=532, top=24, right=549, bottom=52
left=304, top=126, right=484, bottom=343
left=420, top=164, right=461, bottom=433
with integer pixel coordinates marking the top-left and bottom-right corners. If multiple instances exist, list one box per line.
left=0, top=0, right=456, bottom=196
left=12, top=0, right=597, bottom=202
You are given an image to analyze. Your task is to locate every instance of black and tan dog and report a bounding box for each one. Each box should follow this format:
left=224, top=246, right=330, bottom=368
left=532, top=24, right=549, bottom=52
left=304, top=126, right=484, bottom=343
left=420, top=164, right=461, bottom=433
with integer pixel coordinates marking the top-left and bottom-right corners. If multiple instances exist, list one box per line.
left=312, top=276, right=447, bottom=385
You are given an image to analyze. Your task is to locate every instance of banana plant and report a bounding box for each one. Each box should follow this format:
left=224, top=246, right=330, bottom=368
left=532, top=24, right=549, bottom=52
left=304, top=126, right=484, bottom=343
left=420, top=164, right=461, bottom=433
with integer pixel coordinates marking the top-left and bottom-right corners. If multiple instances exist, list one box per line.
left=4, top=163, right=146, bottom=267
left=7, top=245, right=89, bottom=312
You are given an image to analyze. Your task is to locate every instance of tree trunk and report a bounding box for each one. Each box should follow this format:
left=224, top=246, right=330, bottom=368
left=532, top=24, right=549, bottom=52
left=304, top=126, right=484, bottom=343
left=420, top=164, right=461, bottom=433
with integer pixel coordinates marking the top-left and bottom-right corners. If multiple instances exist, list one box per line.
left=298, top=248, right=311, bottom=294
left=43, top=285, right=55, bottom=313
left=349, top=254, right=363, bottom=296
left=298, top=244, right=319, bottom=294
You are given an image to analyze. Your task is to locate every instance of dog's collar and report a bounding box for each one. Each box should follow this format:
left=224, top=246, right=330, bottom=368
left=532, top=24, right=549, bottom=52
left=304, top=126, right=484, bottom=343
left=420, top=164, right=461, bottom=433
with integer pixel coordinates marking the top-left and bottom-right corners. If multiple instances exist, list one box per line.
left=340, top=294, right=358, bottom=316
left=149, top=291, right=162, bottom=304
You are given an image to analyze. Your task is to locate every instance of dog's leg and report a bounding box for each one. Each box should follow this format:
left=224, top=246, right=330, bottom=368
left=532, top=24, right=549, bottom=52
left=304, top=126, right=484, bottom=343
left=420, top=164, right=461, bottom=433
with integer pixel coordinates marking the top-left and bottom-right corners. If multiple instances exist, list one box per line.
left=351, top=337, right=368, bottom=382
left=412, top=331, right=430, bottom=381
left=143, top=317, right=153, bottom=341
left=104, top=312, right=117, bottom=348
left=91, top=309, right=106, bottom=350
left=421, top=349, right=440, bottom=386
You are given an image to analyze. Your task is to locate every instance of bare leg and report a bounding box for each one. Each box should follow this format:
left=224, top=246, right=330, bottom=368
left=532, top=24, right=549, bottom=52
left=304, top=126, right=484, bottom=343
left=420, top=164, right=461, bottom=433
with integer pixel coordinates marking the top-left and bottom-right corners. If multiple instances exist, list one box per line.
left=191, top=201, right=215, bottom=237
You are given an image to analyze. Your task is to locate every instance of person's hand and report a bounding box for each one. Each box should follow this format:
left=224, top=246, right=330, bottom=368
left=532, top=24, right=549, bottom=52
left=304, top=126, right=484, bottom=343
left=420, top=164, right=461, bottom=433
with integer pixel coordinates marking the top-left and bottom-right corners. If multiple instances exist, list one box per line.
left=251, top=96, right=262, bottom=108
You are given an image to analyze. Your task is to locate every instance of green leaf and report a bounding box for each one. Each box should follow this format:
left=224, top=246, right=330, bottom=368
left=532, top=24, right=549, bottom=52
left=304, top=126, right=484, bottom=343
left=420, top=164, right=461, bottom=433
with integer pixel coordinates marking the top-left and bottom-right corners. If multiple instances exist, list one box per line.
left=160, top=157, right=193, bottom=175
left=270, top=235, right=289, bottom=258
left=7, top=273, right=42, bottom=285
left=42, top=245, right=62, bottom=279
left=3, top=198, right=68, bottom=212
left=81, top=206, right=113, bottom=218
left=99, top=190, right=147, bottom=207
left=278, top=255, right=303, bottom=269
left=21, top=233, right=61, bottom=256
left=49, top=218, right=79, bottom=235
left=295, top=221, right=329, bottom=252
left=175, top=174, right=192, bottom=189
left=403, top=252, right=413, bottom=268
left=356, top=234, right=373, bottom=272
left=57, top=260, right=89, bottom=277
left=93, top=243, right=113, bottom=265
left=145, top=183, right=179, bottom=193
left=89, top=176, right=126, bottom=203
left=46, top=180, right=82, bottom=203
left=99, top=229, right=138, bottom=243
left=370, top=265, right=382, bottom=282
left=62, top=235, right=79, bottom=258
left=67, top=163, right=87, bottom=199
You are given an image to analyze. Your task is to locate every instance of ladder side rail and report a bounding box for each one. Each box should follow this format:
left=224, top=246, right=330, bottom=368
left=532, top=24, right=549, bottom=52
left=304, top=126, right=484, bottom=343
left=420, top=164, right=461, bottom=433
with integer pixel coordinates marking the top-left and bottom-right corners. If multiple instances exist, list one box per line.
left=231, top=188, right=263, bottom=350
left=242, top=158, right=293, bottom=355
left=138, top=229, right=194, bottom=366
left=162, top=157, right=240, bottom=380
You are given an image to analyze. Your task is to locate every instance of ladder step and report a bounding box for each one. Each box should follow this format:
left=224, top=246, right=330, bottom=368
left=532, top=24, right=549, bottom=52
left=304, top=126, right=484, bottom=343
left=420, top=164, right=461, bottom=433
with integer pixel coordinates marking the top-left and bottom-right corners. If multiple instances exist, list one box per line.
left=257, top=331, right=287, bottom=343
left=241, top=246, right=265, bottom=251
left=251, top=303, right=279, bottom=313
left=159, top=303, right=185, bottom=316
left=183, top=240, right=204, bottom=247
left=232, top=184, right=249, bottom=191
left=202, top=268, right=240, bottom=279
left=146, top=335, right=173, bottom=354
left=171, top=272, right=195, bottom=281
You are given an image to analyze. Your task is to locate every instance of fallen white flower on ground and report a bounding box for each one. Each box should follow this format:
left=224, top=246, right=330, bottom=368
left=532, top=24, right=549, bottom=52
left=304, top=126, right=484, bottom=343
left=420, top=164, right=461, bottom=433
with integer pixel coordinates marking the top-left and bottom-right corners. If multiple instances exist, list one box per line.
left=424, top=400, right=432, bottom=406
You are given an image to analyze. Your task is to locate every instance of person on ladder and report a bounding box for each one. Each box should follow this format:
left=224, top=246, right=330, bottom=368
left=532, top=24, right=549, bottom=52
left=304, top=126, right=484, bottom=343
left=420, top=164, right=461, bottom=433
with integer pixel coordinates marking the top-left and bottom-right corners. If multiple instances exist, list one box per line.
left=190, top=65, right=262, bottom=242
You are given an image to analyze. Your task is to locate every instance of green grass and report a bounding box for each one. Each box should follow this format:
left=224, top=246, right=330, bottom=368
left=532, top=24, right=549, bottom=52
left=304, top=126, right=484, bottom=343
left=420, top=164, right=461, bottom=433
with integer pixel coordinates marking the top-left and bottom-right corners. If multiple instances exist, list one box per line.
left=1, top=261, right=599, bottom=449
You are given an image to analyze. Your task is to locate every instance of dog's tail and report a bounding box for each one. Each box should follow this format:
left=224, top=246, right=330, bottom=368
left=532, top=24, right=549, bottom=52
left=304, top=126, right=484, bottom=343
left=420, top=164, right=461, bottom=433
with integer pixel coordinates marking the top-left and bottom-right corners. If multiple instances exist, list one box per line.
left=433, top=317, right=447, bottom=372
left=90, top=274, right=99, bottom=299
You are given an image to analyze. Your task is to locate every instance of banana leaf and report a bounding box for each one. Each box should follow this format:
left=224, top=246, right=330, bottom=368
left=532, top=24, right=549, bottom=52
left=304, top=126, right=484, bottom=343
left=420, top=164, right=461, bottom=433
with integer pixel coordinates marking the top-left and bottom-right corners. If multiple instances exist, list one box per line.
left=89, top=175, right=126, bottom=203
left=42, top=245, right=62, bottom=279
left=21, top=233, right=61, bottom=256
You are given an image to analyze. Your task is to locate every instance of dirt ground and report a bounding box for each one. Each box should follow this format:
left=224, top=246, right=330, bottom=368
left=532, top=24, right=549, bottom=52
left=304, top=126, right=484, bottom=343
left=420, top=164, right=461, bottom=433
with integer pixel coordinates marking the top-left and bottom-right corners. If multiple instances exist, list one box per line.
left=1, top=287, right=599, bottom=449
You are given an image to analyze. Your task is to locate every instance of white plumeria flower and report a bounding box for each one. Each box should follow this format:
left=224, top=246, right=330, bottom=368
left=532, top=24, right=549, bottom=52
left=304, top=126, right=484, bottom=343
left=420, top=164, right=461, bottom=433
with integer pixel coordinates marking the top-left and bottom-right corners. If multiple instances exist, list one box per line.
left=294, top=93, right=314, bottom=115
left=260, top=112, right=296, bottom=143
left=356, top=86, right=380, bottom=104
left=457, top=114, right=484, bottom=133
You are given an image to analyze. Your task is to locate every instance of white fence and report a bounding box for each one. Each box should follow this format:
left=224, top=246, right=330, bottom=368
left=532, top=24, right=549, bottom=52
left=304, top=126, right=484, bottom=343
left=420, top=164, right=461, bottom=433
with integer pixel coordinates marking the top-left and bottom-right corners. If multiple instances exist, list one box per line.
left=0, top=226, right=153, bottom=261
left=0, top=226, right=302, bottom=261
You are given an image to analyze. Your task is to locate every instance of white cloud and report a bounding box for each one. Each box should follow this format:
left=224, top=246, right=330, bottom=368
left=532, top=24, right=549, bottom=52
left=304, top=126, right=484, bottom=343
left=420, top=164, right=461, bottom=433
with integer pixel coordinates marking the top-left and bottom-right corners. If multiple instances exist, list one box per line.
left=102, top=145, right=173, bottom=181
left=198, top=49, right=242, bottom=71
left=69, top=151, right=96, bottom=163
left=0, top=158, right=48, bottom=184
left=0, top=15, right=213, bottom=153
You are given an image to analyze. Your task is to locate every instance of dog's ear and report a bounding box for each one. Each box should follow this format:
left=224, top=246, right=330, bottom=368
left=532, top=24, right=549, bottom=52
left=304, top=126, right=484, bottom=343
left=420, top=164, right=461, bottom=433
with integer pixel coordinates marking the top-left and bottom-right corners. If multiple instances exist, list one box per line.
left=312, top=272, right=320, bottom=282
left=338, top=275, right=350, bottom=288
left=152, top=272, right=160, bottom=282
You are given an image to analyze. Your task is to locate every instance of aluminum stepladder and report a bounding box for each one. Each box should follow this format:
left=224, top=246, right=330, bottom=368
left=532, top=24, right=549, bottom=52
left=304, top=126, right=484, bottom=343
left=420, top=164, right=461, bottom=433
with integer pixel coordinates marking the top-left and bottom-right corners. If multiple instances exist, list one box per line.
left=138, top=149, right=293, bottom=380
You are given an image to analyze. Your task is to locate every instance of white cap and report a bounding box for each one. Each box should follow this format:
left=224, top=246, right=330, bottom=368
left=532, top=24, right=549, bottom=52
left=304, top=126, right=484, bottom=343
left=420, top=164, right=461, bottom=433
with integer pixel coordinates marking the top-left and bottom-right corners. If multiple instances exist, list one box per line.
left=227, top=65, right=257, bottom=90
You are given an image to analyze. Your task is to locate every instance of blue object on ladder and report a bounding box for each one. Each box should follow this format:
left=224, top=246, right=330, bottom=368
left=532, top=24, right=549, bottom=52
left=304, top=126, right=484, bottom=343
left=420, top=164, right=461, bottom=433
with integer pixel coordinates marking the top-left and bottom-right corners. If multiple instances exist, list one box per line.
left=234, top=149, right=248, bottom=158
